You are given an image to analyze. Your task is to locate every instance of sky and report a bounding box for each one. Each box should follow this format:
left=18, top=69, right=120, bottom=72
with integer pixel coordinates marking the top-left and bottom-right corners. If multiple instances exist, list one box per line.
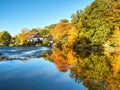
left=0, top=0, right=93, bottom=36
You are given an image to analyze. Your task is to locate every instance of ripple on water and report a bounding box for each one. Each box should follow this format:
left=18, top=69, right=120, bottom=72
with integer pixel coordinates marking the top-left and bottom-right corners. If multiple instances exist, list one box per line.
left=0, top=46, right=51, bottom=60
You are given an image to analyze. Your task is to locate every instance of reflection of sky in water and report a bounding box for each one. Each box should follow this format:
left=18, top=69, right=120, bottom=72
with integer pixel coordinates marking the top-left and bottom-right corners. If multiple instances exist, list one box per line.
left=0, top=58, right=57, bottom=79
left=0, top=58, right=86, bottom=90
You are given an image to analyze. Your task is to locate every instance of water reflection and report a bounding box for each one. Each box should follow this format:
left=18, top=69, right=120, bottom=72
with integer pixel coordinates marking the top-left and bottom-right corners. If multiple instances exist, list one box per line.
left=44, top=48, right=120, bottom=90
left=0, top=58, right=85, bottom=90
left=0, top=46, right=120, bottom=90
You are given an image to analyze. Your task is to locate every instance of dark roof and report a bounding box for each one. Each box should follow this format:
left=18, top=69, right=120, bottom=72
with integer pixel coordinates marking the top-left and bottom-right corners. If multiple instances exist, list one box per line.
left=27, top=32, right=42, bottom=41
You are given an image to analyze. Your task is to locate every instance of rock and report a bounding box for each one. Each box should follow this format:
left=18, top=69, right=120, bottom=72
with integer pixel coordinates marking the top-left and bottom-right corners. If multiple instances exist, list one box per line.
left=0, top=56, right=4, bottom=60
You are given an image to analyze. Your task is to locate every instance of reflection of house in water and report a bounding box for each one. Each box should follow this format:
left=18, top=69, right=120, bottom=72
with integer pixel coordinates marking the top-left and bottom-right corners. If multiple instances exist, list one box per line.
left=27, top=32, right=43, bottom=43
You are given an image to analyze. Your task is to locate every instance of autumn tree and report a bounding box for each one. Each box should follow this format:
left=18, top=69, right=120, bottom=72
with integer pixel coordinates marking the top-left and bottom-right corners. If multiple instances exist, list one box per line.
left=15, top=29, right=29, bottom=46
left=71, top=0, right=120, bottom=51
left=109, top=26, right=120, bottom=48
left=50, top=20, right=74, bottom=49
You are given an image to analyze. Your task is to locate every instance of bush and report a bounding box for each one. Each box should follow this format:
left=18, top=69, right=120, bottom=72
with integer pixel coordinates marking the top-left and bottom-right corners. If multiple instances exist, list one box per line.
left=42, top=39, right=49, bottom=46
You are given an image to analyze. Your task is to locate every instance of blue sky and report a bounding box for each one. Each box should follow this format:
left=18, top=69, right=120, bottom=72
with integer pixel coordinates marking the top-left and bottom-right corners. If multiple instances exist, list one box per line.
left=0, top=0, right=93, bottom=36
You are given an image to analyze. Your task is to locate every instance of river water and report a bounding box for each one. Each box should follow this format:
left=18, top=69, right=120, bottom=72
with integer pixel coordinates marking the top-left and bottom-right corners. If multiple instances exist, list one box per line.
left=0, top=47, right=86, bottom=90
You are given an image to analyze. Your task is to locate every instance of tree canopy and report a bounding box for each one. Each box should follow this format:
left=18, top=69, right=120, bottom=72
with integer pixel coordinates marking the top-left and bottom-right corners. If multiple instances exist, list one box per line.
left=0, top=31, right=11, bottom=46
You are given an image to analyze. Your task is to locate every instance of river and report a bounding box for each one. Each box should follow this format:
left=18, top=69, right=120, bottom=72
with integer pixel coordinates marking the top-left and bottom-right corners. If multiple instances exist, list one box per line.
left=0, top=46, right=86, bottom=90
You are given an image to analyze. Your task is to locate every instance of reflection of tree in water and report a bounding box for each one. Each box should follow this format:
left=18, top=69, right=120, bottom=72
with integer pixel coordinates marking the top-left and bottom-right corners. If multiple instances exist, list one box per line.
left=70, top=52, right=120, bottom=90
left=42, top=48, right=69, bottom=72
left=43, top=48, right=120, bottom=90
left=50, top=48, right=69, bottom=72
left=70, top=53, right=110, bottom=90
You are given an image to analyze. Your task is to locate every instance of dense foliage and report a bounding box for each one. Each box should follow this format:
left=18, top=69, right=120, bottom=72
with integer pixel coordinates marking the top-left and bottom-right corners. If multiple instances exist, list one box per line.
left=71, top=0, right=120, bottom=53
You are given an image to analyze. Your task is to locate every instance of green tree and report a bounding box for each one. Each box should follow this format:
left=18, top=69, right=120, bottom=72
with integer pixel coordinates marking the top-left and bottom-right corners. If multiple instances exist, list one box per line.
left=40, top=24, right=56, bottom=37
left=0, top=31, right=11, bottom=46
left=28, top=28, right=40, bottom=34
left=44, top=24, right=56, bottom=30
left=60, top=19, right=69, bottom=23
left=39, top=29, right=49, bottom=37
left=42, top=38, right=49, bottom=46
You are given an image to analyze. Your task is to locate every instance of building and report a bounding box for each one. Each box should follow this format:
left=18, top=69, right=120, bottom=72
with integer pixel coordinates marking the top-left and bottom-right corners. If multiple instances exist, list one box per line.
left=27, top=32, right=43, bottom=43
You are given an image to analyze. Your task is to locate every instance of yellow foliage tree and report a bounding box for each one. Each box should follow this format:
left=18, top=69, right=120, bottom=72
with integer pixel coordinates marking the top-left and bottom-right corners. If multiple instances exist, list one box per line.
left=16, top=29, right=29, bottom=45
left=110, top=26, right=120, bottom=47
left=62, top=26, right=78, bottom=50
left=109, top=54, right=120, bottom=76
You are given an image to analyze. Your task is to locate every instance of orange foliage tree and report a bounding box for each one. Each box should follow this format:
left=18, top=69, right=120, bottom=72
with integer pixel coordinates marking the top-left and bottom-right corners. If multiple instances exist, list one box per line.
left=50, top=20, right=72, bottom=45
